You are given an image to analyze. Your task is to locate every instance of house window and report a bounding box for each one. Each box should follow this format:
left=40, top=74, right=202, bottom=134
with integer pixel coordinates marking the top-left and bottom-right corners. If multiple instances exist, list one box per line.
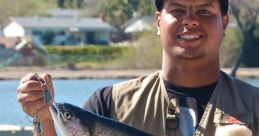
left=57, top=30, right=65, bottom=35
left=95, top=32, right=108, bottom=44
left=32, top=30, right=42, bottom=35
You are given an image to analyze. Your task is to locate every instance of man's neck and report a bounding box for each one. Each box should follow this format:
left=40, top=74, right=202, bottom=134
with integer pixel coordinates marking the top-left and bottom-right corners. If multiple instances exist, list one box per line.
left=162, top=59, right=220, bottom=88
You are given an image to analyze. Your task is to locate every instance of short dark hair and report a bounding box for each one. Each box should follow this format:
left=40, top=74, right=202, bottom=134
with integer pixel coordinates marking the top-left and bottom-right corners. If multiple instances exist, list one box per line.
left=155, top=0, right=229, bottom=16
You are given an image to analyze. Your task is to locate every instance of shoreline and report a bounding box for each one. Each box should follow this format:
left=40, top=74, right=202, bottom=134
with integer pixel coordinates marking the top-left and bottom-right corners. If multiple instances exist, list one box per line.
left=0, top=68, right=259, bottom=80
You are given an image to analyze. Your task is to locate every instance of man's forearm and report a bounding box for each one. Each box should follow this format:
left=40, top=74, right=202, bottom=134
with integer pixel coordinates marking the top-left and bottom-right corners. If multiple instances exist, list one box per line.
left=42, top=118, right=56, bottom=136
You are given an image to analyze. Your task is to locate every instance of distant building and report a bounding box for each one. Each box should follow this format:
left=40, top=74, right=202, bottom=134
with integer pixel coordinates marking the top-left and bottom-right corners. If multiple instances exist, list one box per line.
left=121, top=16, right=155, bottom=33
left=2, top=16, right=115, bottom=45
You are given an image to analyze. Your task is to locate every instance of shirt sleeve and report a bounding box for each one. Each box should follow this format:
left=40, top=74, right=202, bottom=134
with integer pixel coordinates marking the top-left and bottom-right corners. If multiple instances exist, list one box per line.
left=83, top=86, right=113, bottom=118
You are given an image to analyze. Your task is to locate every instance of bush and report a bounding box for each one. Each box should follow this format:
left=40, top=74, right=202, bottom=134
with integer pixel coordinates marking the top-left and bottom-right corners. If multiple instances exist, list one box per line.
left=242, top=24, right=259, bottom=67
left=220, top=24, right=259, bottom=68
left=111, top=30, right=162, bottom=69
left=45, top=45, right=127, bottom=65
left=220, top=28, right=241, bottom=67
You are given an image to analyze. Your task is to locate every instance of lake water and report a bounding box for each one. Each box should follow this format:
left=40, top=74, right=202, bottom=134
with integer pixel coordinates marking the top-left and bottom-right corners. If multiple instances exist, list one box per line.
left=0, top=79, right=125, bottom=127
left=0, top=79, right=258, bottom=127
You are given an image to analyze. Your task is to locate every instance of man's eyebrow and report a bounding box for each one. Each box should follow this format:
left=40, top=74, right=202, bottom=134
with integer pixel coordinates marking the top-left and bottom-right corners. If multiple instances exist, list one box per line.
left=168, top=2, right=215, bottom=8
left=197, top=3, right=215, bottom=8
left=169, top=2, right=185, bottom=8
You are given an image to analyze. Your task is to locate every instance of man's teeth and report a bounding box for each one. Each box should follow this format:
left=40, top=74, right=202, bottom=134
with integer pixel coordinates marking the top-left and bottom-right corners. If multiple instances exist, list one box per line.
left=180, top=35, right=201, bottom=40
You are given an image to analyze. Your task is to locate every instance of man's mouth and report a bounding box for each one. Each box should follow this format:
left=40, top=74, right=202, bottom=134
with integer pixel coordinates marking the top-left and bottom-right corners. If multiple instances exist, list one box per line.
left=178, top=34, right=203, bottom=41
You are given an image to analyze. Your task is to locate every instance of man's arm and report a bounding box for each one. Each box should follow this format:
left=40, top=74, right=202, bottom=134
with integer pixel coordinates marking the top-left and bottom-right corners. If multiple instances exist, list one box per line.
left=83, top=86, right=113, bottom=117
left=42, top=118, right=56, bottom=136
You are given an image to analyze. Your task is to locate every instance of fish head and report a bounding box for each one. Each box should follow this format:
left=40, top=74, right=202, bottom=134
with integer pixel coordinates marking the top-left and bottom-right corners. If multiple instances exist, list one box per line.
left=49, top=102, right=94, bottom=136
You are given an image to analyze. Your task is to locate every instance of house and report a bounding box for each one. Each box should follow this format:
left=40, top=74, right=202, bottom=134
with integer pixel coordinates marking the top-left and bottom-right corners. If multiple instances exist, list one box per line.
left=121, top=16, right=155, bottom=33
left=2, top=16, right=115, bottom=45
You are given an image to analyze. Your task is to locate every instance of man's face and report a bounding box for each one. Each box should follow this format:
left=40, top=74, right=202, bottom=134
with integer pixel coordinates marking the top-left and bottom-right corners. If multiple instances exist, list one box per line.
left=156, top=0, right=228, bottom=63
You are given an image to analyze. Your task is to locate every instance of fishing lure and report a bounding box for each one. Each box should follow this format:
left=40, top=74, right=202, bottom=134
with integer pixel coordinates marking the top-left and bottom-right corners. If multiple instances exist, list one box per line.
left=35, top=73, right=52, bottom=103
left=32, top=73, right=52, bottom=136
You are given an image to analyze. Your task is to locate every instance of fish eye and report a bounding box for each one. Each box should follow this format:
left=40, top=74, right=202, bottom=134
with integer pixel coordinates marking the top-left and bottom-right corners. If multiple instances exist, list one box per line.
left=63, top=112, right=72, bottom=120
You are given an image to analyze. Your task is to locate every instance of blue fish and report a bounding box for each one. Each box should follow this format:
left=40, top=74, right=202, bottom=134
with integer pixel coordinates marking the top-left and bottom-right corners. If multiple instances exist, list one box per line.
left=50, top=102, right=153, bottom=136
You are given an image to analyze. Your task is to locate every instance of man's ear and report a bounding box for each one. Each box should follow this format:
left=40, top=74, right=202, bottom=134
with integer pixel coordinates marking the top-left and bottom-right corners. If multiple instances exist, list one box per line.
left=155, top=11, right=161, bottom=35
left=222, top=15, right=229, bottom=31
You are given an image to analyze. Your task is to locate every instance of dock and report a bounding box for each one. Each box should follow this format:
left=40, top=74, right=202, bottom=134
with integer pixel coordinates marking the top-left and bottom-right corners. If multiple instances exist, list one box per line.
left=0, top=125, right=33, bottom=136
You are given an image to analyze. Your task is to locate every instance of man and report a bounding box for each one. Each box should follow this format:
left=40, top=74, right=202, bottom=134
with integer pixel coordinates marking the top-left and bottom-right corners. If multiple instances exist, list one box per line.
left=17, top=0, right=259, bottom=135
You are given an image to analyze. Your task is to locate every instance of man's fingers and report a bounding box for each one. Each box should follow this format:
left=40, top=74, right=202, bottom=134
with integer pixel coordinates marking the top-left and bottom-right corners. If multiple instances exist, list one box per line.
left=19, top=91, right=43, bottom=103
left=41, top=74, right=53, bottom=89
left=20, top=73, right=39, bottom=84
left=22, top=98, right=45, bottom=115
left=17, top=80, right=42, bottom=93
left=40, top=74, right=55, bottom=104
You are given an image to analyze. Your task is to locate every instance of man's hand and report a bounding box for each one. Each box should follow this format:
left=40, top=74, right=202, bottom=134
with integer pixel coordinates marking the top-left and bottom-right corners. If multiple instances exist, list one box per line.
left=17, top=73, right=55, bottom=121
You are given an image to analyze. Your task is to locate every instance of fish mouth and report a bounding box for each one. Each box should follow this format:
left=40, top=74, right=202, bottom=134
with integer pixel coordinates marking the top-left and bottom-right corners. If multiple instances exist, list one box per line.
left=50, top=102, right=66, bottom=122
left=49, top=102, right=62, bottom=120
left=50, top=102, right=58, bottom=114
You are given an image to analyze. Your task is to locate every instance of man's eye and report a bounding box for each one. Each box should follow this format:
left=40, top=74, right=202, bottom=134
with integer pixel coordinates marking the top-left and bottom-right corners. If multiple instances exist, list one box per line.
left=171, top=9, right=185, bottom=16
left=198, top=10, right=212, bottom=16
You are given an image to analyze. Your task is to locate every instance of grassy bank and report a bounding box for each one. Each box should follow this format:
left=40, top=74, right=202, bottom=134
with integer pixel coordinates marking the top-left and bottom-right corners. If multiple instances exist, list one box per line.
left=44, top=42, right=162, bottom=70
left=45, top=45, right=129, bottom=69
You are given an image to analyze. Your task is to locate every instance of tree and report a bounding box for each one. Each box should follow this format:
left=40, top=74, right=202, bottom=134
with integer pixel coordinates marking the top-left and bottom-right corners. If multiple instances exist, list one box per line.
left=57, top=0, right=65, bottom=8
left=76, top=0, right=84, bottom=8
left=105, top=0, right=133, bottom=27
left=136, top=0, right=155, bottom=16
left=105, top=0, right=156, bottom=27
left=80, top=0, right=155, bottom=27
left=57, top=0, right=84, bottom=9
left=0, top=0, right=56, bottom=23
left=220, top=28, right=241, bottom=68
left=80, top=0, right=107, bottom=17
left=230, top=0, right=259, bottom=77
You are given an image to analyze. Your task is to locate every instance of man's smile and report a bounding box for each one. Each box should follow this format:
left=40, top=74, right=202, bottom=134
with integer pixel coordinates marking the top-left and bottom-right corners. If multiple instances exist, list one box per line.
left=176, top=32, right=205, bottom=48
left=178, top=34, right=203, bottom=41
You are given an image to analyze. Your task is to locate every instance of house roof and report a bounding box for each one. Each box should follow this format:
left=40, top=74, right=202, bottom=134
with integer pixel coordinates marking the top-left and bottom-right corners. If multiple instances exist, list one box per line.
left=121, top=16, right=155, bottom=33
left=10, top=17, right=114, bottom=31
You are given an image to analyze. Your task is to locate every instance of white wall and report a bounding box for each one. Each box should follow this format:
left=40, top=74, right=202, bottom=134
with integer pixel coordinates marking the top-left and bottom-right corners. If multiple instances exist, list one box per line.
left=3, top=22, right=25, bottom=37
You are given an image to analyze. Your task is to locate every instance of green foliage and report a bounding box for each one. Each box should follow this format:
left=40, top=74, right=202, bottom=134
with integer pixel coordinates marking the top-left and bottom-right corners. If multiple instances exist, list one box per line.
left=220, top=23, right=259, bottom=68
left=46, top=45, right=127, bottom=63
left=103, top=0, right=155, bottom=27
left=111, top=30, right=162, bottom=69
left=230, top=0, right=259, bottom=70
left=80, top=0, right=156, bottom=27
left=136, top=0, right=156, bottom=16
left=243, top=43, right=259, bottom=67
left=220, top=28, right=241, bottom=67
left=44, top=31, right=162, bottom=69
left=57, top=0, right=84, bottom=9
left=105, top=0, right=133, bottom=27
left=0, top=0, right=56, bottom=23
left=242, top=24, right=259, bottom=67
left=81, top=0, right=107, bottom=17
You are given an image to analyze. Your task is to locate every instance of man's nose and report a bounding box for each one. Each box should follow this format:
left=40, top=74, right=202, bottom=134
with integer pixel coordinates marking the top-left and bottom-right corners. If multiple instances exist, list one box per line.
left=181, top=14, right=199, bottom=28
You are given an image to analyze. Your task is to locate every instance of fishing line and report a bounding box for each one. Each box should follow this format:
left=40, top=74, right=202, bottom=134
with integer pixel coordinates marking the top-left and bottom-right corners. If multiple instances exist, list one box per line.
left=33, top=73, right=53, bottom=135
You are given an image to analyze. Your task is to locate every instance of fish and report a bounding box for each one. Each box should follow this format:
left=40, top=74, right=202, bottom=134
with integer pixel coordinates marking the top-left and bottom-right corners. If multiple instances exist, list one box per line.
left=49, top=102, right=153, bottom=136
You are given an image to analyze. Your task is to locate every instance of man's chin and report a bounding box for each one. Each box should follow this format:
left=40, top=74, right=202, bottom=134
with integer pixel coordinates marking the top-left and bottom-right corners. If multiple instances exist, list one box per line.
left=175, top=54, right=204, bottom=60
